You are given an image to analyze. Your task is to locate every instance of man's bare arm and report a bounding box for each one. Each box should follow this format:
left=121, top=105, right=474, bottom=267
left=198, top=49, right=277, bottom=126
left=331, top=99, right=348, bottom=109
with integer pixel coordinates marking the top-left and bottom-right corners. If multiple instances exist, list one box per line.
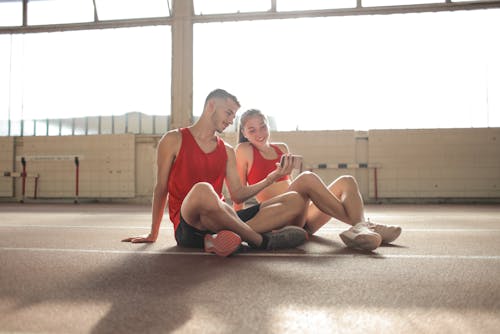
left=122, top=130, right=180, bottom=243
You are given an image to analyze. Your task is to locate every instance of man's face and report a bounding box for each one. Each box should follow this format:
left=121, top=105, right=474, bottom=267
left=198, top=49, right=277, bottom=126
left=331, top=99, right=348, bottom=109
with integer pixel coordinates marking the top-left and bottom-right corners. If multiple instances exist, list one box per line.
left=213, top=98, right=239, bottom=133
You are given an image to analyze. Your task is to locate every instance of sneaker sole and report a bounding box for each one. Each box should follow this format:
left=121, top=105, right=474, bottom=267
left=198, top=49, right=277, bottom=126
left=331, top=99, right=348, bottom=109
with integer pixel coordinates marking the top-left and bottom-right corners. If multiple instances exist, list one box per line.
left=339, top=232, right=382, bottom=251
left=379, top=227, right=402, bottom=244
left=204, top=230, right=242, bottom=257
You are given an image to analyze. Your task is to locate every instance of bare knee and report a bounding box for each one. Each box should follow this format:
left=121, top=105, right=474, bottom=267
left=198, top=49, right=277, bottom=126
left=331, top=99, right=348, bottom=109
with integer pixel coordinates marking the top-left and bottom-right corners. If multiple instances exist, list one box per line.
left=289, top=171, right=321, bottom=192
left=330, top=175, right=361, bottom=200
left=191, top=181, right=215, bottom=194
left=281, top=191, right=307, bottom=221
left=337, top=175, right=359, bottom=189
left=184, top=182, right=219, bottom=209
left=294, top=171, right=317, bottom=183
left=181, top=182, right=224, bottom=225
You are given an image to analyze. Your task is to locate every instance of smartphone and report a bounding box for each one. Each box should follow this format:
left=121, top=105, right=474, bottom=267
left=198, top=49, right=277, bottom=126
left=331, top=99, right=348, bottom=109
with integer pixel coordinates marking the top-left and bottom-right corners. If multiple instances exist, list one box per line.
left=280, top=155, right=303, bottom=170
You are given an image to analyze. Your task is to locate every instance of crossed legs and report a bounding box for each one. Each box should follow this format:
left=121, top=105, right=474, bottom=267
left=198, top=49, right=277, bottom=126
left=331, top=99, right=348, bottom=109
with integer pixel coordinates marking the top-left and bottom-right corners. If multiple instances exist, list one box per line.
left=180, top=182, right=306, bottom=246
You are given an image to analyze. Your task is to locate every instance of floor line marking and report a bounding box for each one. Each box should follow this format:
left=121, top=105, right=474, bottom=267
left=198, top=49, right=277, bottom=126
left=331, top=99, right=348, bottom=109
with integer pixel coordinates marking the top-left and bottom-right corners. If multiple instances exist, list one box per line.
left=1, top=246, right=500, bottom=260
left=1, top=225, right=500, bottom=233
left=0, top=224, right=171, bottom=230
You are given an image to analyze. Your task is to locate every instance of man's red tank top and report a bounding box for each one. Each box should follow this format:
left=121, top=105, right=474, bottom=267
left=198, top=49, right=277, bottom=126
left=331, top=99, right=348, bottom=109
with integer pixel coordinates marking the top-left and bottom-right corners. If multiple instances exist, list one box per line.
left=247, top=144, right=290, bottom=185
left=167, top=128, right=227, bottom=230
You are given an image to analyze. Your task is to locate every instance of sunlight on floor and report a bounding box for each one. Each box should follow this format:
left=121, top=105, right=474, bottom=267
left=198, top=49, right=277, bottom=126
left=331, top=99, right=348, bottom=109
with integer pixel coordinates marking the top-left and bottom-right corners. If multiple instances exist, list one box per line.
left=268, top=305, right=500, bottom=333
left=0, top=299, right=113, bottom=333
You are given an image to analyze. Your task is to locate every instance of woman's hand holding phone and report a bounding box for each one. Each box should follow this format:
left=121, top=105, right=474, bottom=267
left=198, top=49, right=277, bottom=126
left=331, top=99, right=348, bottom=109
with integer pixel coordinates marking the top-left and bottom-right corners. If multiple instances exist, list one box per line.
left=280, top=154, right=303, bottom=170
left=266, top=154, right=303, bottom=186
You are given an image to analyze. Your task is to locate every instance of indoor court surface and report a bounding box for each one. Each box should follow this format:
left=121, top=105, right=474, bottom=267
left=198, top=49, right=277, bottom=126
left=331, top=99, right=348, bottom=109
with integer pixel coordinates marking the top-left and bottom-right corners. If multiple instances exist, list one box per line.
left=1, top=203, right=499, bottom=334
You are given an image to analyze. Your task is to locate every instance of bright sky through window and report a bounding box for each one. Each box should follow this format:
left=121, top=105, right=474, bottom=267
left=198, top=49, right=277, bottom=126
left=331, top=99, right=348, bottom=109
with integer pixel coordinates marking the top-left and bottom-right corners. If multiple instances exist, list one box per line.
left=194, top=9, right=500, bottom=130
left=194, top=0, right=271, bottom=14
left=28, top=0, right=95, bottom=25
left=0, top=26, right=171, bottom=122
left=0, top=1, right=23, bottom=27
left=95, top=0, right=170, bottom=20
left=0, top=3, right=499, bottom=133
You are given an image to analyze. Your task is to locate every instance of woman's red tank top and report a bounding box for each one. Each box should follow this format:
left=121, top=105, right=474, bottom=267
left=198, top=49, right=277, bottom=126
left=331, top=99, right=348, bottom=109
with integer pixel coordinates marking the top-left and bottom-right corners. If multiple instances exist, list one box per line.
left=247, top=144, right=290, bottom=185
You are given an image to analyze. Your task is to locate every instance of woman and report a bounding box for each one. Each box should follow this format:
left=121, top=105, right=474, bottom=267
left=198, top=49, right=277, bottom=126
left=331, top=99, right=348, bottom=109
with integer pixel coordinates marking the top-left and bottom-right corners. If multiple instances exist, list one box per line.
left=235, top=109, right=401, bottom=251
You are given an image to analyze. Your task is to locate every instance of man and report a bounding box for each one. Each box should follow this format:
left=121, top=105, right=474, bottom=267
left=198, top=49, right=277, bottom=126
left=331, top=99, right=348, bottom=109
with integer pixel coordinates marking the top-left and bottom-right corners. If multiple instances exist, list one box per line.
left=123, top=89, right=308, bottom=256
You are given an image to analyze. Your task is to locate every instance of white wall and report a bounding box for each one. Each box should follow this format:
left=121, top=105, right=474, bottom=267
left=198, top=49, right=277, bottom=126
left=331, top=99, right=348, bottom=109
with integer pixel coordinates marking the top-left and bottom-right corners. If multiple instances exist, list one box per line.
left=5, top=134, right=135, bottom=199
left=0, top=137, right=14, bottom=197
left=369, top=128, right=500, bottom=198
left=0, top=128, right=499, bottom=202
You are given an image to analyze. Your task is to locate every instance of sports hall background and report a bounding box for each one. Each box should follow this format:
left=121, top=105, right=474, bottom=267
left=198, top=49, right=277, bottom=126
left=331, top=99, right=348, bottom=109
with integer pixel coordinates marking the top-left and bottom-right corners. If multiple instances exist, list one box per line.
left=1, top=2, right=500, bottom=334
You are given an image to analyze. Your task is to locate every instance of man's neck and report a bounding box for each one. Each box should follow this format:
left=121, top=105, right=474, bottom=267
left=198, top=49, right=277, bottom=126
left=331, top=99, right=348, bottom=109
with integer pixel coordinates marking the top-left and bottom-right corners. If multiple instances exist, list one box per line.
left=189, top=121, right=217, bottom=142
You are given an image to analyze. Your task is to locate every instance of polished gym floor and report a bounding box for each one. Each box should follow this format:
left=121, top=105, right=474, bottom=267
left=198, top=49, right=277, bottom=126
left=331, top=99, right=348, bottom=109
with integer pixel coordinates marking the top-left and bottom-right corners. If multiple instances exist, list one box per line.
left=1, top=203, right=499, bottom=334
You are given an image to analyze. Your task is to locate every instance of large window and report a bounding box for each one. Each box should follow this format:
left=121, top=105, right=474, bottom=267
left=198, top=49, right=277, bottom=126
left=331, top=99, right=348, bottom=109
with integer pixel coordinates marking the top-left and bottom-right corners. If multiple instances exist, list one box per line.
left=95, top=0, right=171, bottom=20
left=0, top=26, right=171, bottom=136
left=1, top=0, right=172, bottom=26
left=0, top=0, right=23, bottom=27
left=28, top=0, right=95, bottom=25
left=194, top=9, right=500, bottom=130
left=194, top=0, right=271, bottom=14
left=1, top=1, right=500, bottom=133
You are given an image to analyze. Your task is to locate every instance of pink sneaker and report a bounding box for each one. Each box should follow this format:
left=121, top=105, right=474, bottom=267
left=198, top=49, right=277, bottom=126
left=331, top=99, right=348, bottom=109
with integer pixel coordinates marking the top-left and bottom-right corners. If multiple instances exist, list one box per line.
left=204, top=230, right=242, bottom=257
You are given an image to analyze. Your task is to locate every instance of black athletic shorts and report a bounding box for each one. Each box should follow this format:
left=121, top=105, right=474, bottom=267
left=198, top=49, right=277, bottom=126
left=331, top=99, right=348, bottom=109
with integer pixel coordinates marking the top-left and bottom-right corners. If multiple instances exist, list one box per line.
left=175, top=204, right=261, bottom=248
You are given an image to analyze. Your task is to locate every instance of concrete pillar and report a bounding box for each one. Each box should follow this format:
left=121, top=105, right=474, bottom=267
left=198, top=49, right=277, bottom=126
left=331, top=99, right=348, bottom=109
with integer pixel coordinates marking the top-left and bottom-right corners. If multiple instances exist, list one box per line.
left=170, top=0, right=194, bottom=129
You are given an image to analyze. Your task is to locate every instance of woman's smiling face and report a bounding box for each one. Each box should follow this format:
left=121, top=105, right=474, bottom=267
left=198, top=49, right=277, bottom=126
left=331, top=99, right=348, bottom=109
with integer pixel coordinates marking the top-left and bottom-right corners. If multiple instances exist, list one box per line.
left=242, top=114, right=270, bottom=148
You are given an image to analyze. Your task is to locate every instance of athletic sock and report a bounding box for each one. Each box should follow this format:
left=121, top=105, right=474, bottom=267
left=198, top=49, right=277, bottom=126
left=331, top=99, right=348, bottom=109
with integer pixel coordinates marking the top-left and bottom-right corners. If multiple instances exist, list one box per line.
left=258, top=233, right=269, bottom=249
left=249, top=233, right=269, bottom=249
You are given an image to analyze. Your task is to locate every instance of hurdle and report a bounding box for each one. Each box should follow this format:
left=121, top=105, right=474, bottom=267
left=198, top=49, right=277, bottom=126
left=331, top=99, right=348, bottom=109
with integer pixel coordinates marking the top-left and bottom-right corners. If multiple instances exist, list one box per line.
left=74, top=156, right=79, bottom=204
left=304, top=162, right=381, bottom=200
left=3, top=170, right=40, bottom=202
left=12, top=155, right=82, bottom=203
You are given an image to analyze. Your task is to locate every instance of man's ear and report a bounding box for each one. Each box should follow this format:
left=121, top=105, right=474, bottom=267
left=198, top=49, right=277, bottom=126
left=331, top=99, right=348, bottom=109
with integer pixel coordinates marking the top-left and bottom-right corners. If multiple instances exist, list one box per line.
left=207, top=99, right=216, bottom=113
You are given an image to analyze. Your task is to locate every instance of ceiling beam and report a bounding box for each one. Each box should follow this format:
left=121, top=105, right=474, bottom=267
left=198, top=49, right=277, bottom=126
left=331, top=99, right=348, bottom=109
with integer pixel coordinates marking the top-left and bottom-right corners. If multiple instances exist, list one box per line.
left=1, top=1, right=500, bottom=35
left=193, top=1, right=500, bottom=23
left=0, top=17, right=172, bottom=34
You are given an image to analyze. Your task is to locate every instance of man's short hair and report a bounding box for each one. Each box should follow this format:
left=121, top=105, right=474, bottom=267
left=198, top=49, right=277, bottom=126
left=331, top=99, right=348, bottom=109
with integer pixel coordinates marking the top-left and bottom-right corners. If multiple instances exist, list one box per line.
left=204, top=89, right=240, bottom=108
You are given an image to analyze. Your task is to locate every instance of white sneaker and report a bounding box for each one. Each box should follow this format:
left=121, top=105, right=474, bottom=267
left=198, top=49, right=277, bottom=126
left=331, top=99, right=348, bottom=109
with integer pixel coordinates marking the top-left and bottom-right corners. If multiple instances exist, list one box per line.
left=365, top=219, right=402, bottom=244
left=339, top=222, right=382, bottom=251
